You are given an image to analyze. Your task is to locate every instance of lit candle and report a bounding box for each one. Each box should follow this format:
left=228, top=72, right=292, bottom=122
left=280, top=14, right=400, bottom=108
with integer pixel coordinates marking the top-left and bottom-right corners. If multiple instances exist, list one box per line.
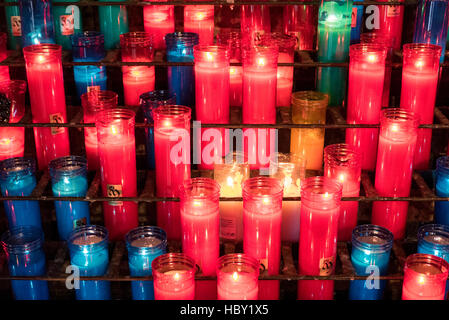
left=345, top=44, right=386, bottom=170
left=153, top=105, right=191, bottom=240
left=67, top=225, right=111, bottom=300
left=184, top=4, right=214, bottom=45
left=120, top=32, right=155, bottom=107
left=49, top=156, right=90, bottom=241
left=400, top=43, right=441, bottom=170
left=23, top=44, right=70, bottom=170
left=349, top=224, right=394, bottom=300
left=0, top=80, right=26, bottom=160
left=213, top=155, right=250, bottom=242
left=372, top=0, right=404, bottom=51
left=324, top=144, right=361, bottom=241
left=18, top=0, right=55, bottom=47
left=1, top=226, right=49, bottom=300
left=194, top=45, right=230, bottom=169
left=269, top=153, right=305, bottom=242
left=0, top=33, right=10, bottom=83
left=217, top=254, right=260, bottom=300
left=290, top=91, right=328, bottom=170
left=53, top=0, right=82, bottom=50
left=372, top=108, right=419, bottom=240
left=4, top=0, right=21, bottom=50
left=402, top=253, right=449, bottom=300
left=298, top=176, right=342, bottom=300
left=243, top=177, right=283, bottom=300
left=96, top=109, right=138, bottom=241
left=143, top=0, right=174, bottom=50
left=152, top=253, right=196, bottom=300
left=98, top=0, right=129, bottom=49
left=435, top=156, right=449, bottom=226
left=241, top=4, right=271, bottom=44
left=125, top=226, right=167, bottom=300
left=81, top=90, right=118, bottom=170
left=283, top=3, right=317, bottom=51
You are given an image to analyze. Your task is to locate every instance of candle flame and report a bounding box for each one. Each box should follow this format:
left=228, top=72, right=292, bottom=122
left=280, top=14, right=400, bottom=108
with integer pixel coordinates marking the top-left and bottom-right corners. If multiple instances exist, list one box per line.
left=205, top=52, right=214, bottom=62
left=163, top=120, right=171, bottom=128
left=367, top=54, right=377, bottom=63
left=110, top=125, right=118, bottom=135
left=262, top=197, right=270, bottom=205
left=196, top=12, right=205, bottom=20
left=284, top=176, right=292, bottom=189
left=174, top=272, right=180, bottom=281
left=338, top=174, right=345, bottom=183
left=232, top=272, right=239, bottom=281
left=415, top=60, right=424, bottom=68
left=131, top=69, right=142, bottom=77
left=37, top=55, right=45, bottom=63
left=226, top=176, right=234, bottom=187
left=0, top=138, right=11, bottom=145
left=324, top=192, right=330, bottom=198
left=230, top=67, right=236, bottom=75
left=193, top=200, right=202, bottom=207
left=391, top=124, right=399, bottom=133
left=151, top=12, right=168, bottom=23
left=418, top=275, right=426, bottom=284
left=257, top=58, right=266, bottom=67
left=327, top=14, right=338, bottom=22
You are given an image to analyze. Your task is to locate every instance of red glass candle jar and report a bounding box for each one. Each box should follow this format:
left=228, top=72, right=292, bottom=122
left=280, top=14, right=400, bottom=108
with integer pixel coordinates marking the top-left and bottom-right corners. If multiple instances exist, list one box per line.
left=283, top=3, right=317, bottom=51
left=96, top=109, right=138, bottom=240
left=373, top=0, right=404, bottom=51
left=23, top=44, right=70, bottom=170
left=0, top=32, right=10, bottom=83
left=241, top=5, right=271, bottom=44
left=143, top=0, right=174, bottom=50
left=120, top=32, right=155, bottom=106
left=184, top=4, right=214, bottom=45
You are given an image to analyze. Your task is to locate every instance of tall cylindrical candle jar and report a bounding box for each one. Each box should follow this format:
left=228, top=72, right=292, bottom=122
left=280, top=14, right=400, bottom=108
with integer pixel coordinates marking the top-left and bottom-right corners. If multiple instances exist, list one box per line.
left=19, top=0, right=55, bottom=47
left=126, top=226, right=167, bottom=300
left=4, top=0, right=22, bottom=50
left=1, top=226, right=49, bottom=300
left=98, top=0, right=129, bottom=49
left=194, top=45, right=230, bottom=169
left=241, top=4, right=271, bottom=44
left=372, top=109, right=419, bottom=239
left=68, top=225, right=111, bottom=300
left=0, top=80, right=26, bottom=160
left=0, top=33, right=10, bottom=83
left=351, top=0, right=364, bottom=44
left=243, top=177, right=283, bottom=300
left=49, top=156, right=90, bottom=240
left=154, top=105, right=191, bottom=240
left=184, top=4, right=214, bottom=45
left=345, top=43, right=386, bottom=170
left=373, top=0, right=404, bottom=51
left=217, top=254, right=260, bottom=300
left=53, top=0, right=82, bottom=50
left=435, top=156, right=449, bottom=226
left=166, top=32, right=199, bottom=107
left=298, top=176, right=342, bottom=300
left=349, top=224, right=394, bottom=300
left=283, top=3, right=317, bottom=51
left=140, top=90, right=176, bottom=170
left=324, top=144, right=361, bottom=241
left=120, top=32, right=155, bottom=107
left=82, top=90, right=118, bottom=170
left=290, top=91, right=328, bottom=170
left=23, top=44, right=70, bottom=170
left=143, top=0, right=174, bottom=50
left=152, top=253, right=196, bottom=300
left=96, top=109, right=138, bottom=241
left=0, top=158, right=42, bottom=230
left=400, top=43, right=441, bottom=170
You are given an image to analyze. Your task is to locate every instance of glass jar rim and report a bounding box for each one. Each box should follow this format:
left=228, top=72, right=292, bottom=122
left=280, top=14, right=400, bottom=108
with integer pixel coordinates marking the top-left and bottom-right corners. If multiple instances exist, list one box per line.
left=301, top=176, right=343, bottom=201
left=418, top=224, right=449, bottom=250
left=49, top=155, right=87, bottom=178
left=242, top=44, right=279, bottom=58
left=404, top=253, right=449, bottom=280
left=402, top=43, right=442, bottom=57
left=360, top=32, right=393, bottom=47
left=165, top=32, right=199, bottom=47
left=71, top=31, right=104, bottom=47
left=216, top=253, right=261, bottom=274
left=349, top=43, right=387, bottom=58
left=125, top=226, right=167, bottom=253
left=291, top=91, right=329, bottom=108
left=82, top=90, right=118, bottom=109
left=140, top=90, right=176, bottom=104
left=324, top=144, right=361, bottom=168
left=380, top=108, right=419, bottom=127
left=352, top=224, right=394, bottom=253
left=152, top=253, right=197, bottom=276
left=242, top=176, right=284, bottom=199
left=0, top=157, right=35, bottom=179
left=120, top=32, right=153, bottom=47
left=67, top=225, right=108, bottom=250
left=1, top=226, right=44, bottom=255
left=436, top=156, right=449, bottom=176
left=96, top=108, right=136, bottom=127
left=23, top=44, right=62, bottom=56
left=179, top=177, right=221, bottom=200
left=153, top=105, right=192, bottom=120
left=194, top=45, right=230, bottom=60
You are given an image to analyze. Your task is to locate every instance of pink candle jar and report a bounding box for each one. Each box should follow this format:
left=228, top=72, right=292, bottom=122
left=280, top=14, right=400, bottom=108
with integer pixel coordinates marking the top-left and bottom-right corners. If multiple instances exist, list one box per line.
left=241, top=5, right=271, bottom=44
left=153, top=105, right=191, bottom=241
left=345, top=43, right=386, bottom=170
left=298, top=176, right=342, bottom=300
left=96, top=109, right=138, bottom=240
left=194, top=45, right=230, bottom=169
left=0, top=33, right=10, bottom=83
left=184, top=4, right=214, bottom=45
left=217, top=254, right=260, bottom=300
left=81, top=90, right=118, bottom=170
left=152, top=253, right=196, bottom=300
left=143, top=0, right=174, bottom=50
left=372, top=108, right=419, bottom=240
left=0, top=80, right=26, bottom=161
left=283, top=3, right=317, bottom=51
left=324, top=144, right=361, bottom=241
left=23, top=44, right=70, bottom=170
left=242, top=176, right=283, bottom=300
left=373, top=0, right=404, bottom=51
left=120, top=32, right=155, bottom=107
left=400, top=43, right=441, bottom=170
left=402, top=253, right=449, bottom=300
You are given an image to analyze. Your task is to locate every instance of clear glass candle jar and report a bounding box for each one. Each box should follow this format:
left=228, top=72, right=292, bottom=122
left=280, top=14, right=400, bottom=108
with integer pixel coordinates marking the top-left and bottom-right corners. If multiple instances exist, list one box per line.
left=217, top=253, right=260, bottom=300
left=349, top=224, right=394, bottom=300
left=435, top=156, right=449, bottom=226
left=120, top=32, right=155, bottom=106
left=283, top=3, right=317, bottom=51
left=0, top=32, right=10, bottom=83
left=0, top=80, right=26, bottom=161
left=49, top=156, right=90, bottom=240
left=184, top=4, right=214, bottom=45
left=152, top=253, right=196, bottom=300
left=290, top=91, right=329, bottom=170
left=18, top=0, right=55, bottom=47
left=1, top=226, right=49, bottom=300
left=67, top=225, right=110, bottom=300
left=98, top=0, right=129, bottom=49
left=53, top=0, right=82, bottom=50
left=126, top=226, right=167, bottom=300
left=0, top=157, right=42, bottom=230
left=143, top=0, right=174, bottom=50
left=96, top=109, right=138, bottom=241
left=4, top=0, right=21, bottom=50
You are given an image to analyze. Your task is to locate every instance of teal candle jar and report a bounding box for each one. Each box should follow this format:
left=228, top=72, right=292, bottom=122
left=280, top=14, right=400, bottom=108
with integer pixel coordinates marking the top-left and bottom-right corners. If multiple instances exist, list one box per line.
left=98, top=0, right=129, bottom=50
left=5, top=0, right=22, bottom=50
left=316, top=0, right=352, bottom=106
left=52, top=0, right=83, bottom=50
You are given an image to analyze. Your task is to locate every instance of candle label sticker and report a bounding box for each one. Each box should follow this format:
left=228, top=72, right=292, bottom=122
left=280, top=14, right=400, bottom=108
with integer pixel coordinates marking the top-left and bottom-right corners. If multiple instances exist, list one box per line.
left=87, top=86, right=101, bottom=93
left=260, top=258, right=268, bottom=271
left=319, top=257, right=334, bottom=276
left=386, top=5, right=401, bottom=17
left=351, top=7, right=357, bottom=28
left=107, top=184, right=123, bottom=206
left=220, top=217, right=236, bottom=240
left=60, top=15, right=75, bottom=36
left=11, top=16, right=21, bottom=36
left=49, top=113, right=66, bottom=135
left=73, top=217, right=87, bottom=229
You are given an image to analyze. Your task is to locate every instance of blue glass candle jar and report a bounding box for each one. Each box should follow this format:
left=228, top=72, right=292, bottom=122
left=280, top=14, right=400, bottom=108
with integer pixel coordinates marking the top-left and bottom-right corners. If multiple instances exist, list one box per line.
left=18, top=0, right=55, bottom=47
left=67, top=225, right=111, bottom=300
left=72, top=31, right=107, bottom=100
left=98, top=0, right=129, bottom=50
left=5, top=0, right=22, bottom=50
left=125, top=226, right=167, bottom=300
left=349, top=224, right=394, bottom=300
left=49, top=156, right=90, bottom=241
left=0, top=157, right=42, bottom=230
left=53, top=0, right=83, bottom=50
left=1, top=226, right=49, bottom=300
left=166, top=32, right=199, bottom=107
left=350, top=0, right=363, bottom=44
left=435, top=156, right=449, bottom=226
left=140, top=90, right=176, bottom=170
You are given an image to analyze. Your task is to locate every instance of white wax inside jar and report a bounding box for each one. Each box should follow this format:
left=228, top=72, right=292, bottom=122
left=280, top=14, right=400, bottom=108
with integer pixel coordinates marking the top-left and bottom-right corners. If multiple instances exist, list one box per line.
left=423, top=235, right=449, bottom=245
left=131, top=237, right=162, bottom=248
left=72, top=234, right=103, bottom=245
left=357, top=235, right=387, bottom=245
